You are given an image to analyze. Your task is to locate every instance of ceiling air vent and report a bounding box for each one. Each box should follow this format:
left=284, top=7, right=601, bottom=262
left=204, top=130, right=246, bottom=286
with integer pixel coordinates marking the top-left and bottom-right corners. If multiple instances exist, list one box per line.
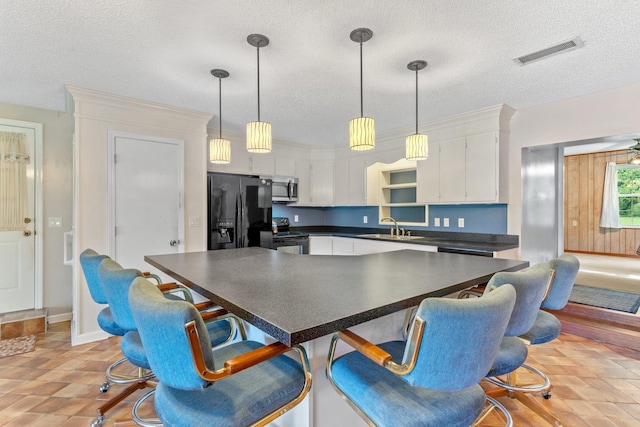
left=513, top=36, right=584, bottom=65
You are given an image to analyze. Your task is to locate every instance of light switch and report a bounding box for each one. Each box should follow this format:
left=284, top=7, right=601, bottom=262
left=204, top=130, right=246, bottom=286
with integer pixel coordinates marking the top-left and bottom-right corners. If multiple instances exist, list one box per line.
left=48, top=217, right=62, bottom=228
left=572, top=220, right=577, bottom=227
left=434, top=218, right=440, bottom=227
left=443, top=218, right=450, bottom=227
left=189, top=217, right=201, bottom=227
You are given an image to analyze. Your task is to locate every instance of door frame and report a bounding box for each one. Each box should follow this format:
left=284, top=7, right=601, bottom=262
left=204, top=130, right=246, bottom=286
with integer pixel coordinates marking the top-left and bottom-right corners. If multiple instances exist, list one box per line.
left=0, top=118, right=43, bottom=310
left=107, top=130, right=185, bottom=258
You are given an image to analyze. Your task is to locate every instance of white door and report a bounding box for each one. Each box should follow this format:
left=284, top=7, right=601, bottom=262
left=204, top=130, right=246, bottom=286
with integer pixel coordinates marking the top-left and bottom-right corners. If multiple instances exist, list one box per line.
left=0, top=120, right=41, bottom=313
left=109, top=131, right=183, bottom=282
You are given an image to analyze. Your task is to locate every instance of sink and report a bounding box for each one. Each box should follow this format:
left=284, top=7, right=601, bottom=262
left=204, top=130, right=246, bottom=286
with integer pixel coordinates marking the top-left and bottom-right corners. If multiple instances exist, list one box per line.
left=357, top=233, right=425, bottom=241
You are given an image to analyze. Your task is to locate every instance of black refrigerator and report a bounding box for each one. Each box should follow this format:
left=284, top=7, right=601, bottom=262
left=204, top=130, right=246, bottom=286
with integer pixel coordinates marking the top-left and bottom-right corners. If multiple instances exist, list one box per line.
left=207, top=172, right=273, bottom=250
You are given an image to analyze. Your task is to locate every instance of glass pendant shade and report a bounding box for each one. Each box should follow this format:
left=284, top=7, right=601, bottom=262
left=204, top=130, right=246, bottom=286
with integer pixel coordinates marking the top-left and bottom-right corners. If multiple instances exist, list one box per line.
left=406, top=133, right=428, bottom=160
left=246, top=121, right=272, bottom=153
left=349, top=117, right=375, bottom=151
left=209, top=138, right=231, bottom=164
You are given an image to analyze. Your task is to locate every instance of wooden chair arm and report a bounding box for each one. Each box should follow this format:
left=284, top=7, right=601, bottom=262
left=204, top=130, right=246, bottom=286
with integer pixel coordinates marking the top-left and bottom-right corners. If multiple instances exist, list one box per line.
left=194, top=301, right=218, bottom=312
left=338, top=330, right=392, bottom=367
left=223, top=342, right=291, bottom=375
left=200, top=308, right=229, bottom=321
left=185, top=320, right=294, bottom=381
left=157, top=282, right=179, bottom=292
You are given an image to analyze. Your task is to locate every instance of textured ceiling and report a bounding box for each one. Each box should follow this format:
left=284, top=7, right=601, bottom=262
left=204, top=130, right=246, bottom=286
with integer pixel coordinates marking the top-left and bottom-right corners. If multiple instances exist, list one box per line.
left=2, top=1, right=640, bottom=146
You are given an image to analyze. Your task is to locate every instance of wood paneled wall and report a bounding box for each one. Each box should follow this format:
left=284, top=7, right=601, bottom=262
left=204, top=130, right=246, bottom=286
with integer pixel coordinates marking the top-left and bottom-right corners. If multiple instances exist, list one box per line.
left=564, top=150, right=640, bottom=255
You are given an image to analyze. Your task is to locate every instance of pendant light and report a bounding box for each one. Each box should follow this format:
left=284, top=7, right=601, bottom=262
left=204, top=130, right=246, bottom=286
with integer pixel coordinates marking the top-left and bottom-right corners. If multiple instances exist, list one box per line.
left=209, top=69, right=231, bottom=164
left=405, top=60, right=428, bottom=160
left=349, top=28, right=375, bottom=151
left=246, top=34, right=272, bottom=153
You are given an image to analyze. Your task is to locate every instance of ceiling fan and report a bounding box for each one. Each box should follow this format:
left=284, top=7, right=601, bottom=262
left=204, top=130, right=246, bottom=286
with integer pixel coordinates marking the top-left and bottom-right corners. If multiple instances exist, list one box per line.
left=628, top=138, right=640, bottom=165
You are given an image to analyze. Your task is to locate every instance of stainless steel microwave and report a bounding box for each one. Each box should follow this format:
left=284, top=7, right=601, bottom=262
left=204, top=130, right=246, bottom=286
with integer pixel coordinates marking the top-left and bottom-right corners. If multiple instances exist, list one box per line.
left=270, top=176, right=298, bottom=203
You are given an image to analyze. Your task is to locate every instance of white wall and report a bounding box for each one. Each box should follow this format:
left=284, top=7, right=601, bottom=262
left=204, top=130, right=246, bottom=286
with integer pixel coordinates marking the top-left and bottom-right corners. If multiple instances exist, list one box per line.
left=0, top=102, right=74, bottom=318
left=67, top=86, right=211, bottom=344
left=508, top=82, right=640, bottom=250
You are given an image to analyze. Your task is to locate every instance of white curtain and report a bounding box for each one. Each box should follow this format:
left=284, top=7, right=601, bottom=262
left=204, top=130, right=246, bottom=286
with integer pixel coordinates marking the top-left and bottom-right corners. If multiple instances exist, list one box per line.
left=0, top=131, right=30, bottom=231
left=600, top=161, right=621, bottom=228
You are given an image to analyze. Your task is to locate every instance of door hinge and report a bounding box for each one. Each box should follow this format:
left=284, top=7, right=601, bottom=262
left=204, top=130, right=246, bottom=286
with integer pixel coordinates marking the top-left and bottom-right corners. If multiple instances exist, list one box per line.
left=114, top=226, right=118, bottom=236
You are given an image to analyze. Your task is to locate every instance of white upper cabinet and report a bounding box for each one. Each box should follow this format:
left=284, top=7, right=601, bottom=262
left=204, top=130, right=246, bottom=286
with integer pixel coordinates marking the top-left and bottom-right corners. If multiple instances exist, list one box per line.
left=417, top=130, right=506, bottom=204
left=275, top=156, right=297, bottom=177
left=250, top=154, right=275, bottom=176
left=348, top=156, right=367, bottom=206
left=333, top=157, right=350, bottom=206
left=334, top=155, right=367, bottom=206
left=415, top=144, right=439, bottom=204
left=296, top=159, right=311, bottom=205
left=465, top=132, right=498, bottom=202
left=438, top=138, right=466, bottom=203
left=310, top=160, right=334, bottom=205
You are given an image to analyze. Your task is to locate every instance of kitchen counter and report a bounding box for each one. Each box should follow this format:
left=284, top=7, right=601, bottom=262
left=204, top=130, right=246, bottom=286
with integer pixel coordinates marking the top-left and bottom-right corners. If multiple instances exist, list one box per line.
left=292, top=226, right=519, bottom=255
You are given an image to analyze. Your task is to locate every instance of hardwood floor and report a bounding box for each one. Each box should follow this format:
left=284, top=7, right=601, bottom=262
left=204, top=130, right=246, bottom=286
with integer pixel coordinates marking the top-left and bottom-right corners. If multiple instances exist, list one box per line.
left=1, top=321, right=639, bottom=426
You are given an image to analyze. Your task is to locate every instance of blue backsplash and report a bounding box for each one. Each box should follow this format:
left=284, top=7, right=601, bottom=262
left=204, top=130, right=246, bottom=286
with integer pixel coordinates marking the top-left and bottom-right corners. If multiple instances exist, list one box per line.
left=273, top=204, right=508, bottom=234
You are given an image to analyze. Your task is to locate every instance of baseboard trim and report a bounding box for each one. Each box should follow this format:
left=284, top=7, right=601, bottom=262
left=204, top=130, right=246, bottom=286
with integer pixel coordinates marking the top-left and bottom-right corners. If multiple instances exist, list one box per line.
left=47, top=312, right=72, bottom=324
left=72, top=329, right=111, bottom=346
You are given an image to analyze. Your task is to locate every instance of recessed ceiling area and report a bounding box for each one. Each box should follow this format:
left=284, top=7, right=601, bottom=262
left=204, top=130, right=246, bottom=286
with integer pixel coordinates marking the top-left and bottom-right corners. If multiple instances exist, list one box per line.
left=2, top=1, right=640, bottom=146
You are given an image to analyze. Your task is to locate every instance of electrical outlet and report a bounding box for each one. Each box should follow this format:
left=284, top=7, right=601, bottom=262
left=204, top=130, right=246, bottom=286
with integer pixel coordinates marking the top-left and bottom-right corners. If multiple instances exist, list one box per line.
left=189, top=217, right=201, bottom=227
left=294, top=215, right=299, bottom=223
left=572, top=220, right=577, bottom=227
left=458, top=218, right=464, bottom=228
left=363, top=216, right=368, bottom=224
left=434, top=218, right=440, bottom=227
left=443, top=218, right=450, bottom=227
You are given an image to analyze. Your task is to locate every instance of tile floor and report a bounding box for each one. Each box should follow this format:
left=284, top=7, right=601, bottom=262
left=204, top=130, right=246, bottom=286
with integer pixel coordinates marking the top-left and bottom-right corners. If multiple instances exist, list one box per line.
left=0, top=321, right=639, bottom=426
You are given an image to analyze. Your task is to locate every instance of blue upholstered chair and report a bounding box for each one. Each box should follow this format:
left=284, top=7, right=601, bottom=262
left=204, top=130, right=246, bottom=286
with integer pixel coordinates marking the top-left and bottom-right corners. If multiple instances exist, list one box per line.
left=96, top=257, right=243, bottom=427
left=326, top=284, right=517, bottom=427
left=128, top=276, right=312, bottom=427
left=482, top=263, right=558, bottom=425
left=515, top=254, right=580, bottom=425
left=79, top=249, right=127, bottom=394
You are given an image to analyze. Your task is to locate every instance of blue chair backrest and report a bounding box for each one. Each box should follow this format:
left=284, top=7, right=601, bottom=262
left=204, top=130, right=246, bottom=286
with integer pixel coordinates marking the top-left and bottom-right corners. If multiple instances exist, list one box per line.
left=484, top=262, right=552, bottom=336
left=542, top=254, right=580, bottom=310
left=403, top=284, right=516, bottom=391
left=98, top=258, right=145, bottom=332
left=79, top=248, right=109, bottom=304
left=129, top=277, right=215, bottom=390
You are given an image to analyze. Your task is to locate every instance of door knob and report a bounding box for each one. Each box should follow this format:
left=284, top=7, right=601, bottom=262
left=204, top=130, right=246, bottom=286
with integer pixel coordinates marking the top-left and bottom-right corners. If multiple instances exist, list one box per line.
left=23, top=230, right=32, bottom=237
left=169, top=240, right=180, bottom=246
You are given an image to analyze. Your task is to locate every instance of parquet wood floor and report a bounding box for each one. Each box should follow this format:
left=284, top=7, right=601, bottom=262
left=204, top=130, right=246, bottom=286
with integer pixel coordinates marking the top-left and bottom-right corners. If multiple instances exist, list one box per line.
left=1, top=322, right=639, bottom=426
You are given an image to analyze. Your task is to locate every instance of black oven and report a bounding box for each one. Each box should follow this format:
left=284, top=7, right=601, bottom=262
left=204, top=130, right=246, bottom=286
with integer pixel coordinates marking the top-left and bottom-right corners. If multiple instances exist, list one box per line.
left=271, top=217, right=309, bottom=254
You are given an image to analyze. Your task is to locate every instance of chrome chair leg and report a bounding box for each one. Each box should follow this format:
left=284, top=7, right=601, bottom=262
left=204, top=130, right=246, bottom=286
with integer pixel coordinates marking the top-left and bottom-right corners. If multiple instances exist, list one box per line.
left=474, top=396, right=513, bottom=427
left=132, top=388, right=162, bottom=427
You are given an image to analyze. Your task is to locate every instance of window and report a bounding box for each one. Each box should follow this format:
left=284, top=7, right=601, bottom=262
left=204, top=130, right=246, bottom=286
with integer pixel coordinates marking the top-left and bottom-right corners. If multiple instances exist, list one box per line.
left=617, top=165, right=640, bottom=227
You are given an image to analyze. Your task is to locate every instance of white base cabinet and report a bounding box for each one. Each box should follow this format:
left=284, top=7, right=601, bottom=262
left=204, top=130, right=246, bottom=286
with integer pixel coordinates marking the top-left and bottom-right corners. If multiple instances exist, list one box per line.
left=309, top=236, right=437, bottom=255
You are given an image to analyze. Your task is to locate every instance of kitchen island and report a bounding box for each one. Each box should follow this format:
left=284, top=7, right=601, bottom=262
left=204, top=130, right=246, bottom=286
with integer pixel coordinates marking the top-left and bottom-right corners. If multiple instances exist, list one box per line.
left=145, top=248, right=527, bottom=427
left=145, top=247, right=527, bottom=346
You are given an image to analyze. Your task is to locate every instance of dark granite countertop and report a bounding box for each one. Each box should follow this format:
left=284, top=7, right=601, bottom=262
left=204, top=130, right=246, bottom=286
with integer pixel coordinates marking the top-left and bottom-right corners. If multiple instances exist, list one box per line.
left=146, top=248, right=528, bottom=346
left=292, top=226, right=519, bottom=254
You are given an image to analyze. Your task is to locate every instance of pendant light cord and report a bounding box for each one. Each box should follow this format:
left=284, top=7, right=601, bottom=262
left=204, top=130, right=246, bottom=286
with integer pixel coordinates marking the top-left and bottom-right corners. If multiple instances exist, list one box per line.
left=415, top=68, right=419, bottom=135
left=359, top=41, right=364, bottom=118
left=218, top=76, right=222, bottom=139
left=256, top=45, right=261, bottom=122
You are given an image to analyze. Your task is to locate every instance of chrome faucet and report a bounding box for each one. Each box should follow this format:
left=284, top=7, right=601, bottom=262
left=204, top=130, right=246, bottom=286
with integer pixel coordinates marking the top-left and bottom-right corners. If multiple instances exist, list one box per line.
left=380, top=217, right=399, bottom=237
